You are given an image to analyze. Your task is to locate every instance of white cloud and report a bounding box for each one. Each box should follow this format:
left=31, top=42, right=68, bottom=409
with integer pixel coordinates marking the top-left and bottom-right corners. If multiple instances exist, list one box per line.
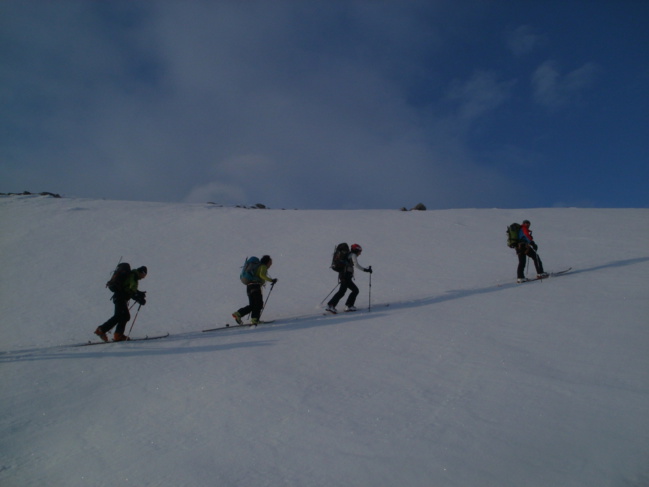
left=506, top=25, right=545, bottom=56
left=447, top=71, right=514, bottom=122
left=532, top=60, right=599, bottom=109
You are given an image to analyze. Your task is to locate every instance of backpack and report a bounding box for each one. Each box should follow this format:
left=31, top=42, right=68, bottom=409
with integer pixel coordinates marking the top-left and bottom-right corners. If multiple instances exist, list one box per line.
left=240, top=256, right=261, bottom=284
left=506, top=223, right=522, bottom=248
left=331, top=243, right=350, bottom=272
left=106, top=262, right=131, bottom=292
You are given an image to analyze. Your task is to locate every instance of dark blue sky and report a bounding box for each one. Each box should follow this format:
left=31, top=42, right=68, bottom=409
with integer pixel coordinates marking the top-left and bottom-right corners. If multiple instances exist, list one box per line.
left=2, top=0, right=648, bottom=209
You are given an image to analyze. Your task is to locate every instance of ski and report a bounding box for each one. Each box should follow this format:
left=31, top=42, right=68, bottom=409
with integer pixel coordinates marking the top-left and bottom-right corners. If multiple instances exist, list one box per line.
left=202, top=321, right=275, bottom=332
left=550, top=267, right=572, bottom=276
left=324, top=302, right=389, bottom=316
left=518, top=267, right=572, bottom=283
left=540, top=267, right=573, bottom=279
left=206, top=302, right=391, bottom=331
left=324, top=309, right=356, bottom=315
left=75, top=333, right=169, bottom=347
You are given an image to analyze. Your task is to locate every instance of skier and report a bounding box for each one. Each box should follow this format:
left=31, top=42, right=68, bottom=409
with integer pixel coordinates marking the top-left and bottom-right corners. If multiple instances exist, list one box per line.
left=326, top=243, right=372, bottom=313
left=95, top=266, right=147, bottom=342
left=515, top=220, right=548, bottom=283
left=232, top=255, right=277, bottom=326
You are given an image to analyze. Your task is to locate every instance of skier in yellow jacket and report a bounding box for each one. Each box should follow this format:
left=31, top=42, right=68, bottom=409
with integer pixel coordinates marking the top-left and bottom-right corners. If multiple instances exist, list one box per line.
left=233, top=255, right=277, bottom=325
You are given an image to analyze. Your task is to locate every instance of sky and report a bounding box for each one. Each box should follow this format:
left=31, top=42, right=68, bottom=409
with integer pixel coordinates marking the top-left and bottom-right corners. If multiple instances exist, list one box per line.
left=1, top=0, right=648, bottom=209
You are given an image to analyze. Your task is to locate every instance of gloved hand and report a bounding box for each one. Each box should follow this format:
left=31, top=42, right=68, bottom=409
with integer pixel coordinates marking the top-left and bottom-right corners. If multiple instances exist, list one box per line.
left=531, top=242, right=538, bottom=251
left=364, top=266, right=373, bottom=274
left=133, top=290, right=147, bottom=305
left=271, top=278, right=278, bottom=284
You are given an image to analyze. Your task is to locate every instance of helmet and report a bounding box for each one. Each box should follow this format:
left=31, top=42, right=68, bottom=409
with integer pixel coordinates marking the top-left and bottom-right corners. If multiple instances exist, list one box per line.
left=351, top=244, right=362, bottom=254
left=522, top=220, right=531, bottom=226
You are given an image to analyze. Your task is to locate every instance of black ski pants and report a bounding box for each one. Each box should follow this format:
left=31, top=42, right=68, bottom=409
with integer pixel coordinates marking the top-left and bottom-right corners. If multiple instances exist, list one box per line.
left=517, top=245, right=544, bottom=279
left=237, top=283, right=264, bottom=321
left=328, top=273, right=359, bottom=308
left=98, top=294, right=131, bottom=335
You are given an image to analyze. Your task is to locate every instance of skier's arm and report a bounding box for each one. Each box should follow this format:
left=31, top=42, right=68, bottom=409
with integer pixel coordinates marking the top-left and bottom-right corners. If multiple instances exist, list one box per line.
left=350, top=253, right=369, bottom=272
left=521, top=226, right=534, bottom=242
left=257, top=265, right=275, bottom=283
left=123, top=273, right=139, bottom=297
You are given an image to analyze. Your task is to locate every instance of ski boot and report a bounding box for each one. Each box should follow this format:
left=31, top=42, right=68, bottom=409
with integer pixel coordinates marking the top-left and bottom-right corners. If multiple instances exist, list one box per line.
left=94, top=327, right=108, bottom=343
left=113, top=332, right=130, bottom=342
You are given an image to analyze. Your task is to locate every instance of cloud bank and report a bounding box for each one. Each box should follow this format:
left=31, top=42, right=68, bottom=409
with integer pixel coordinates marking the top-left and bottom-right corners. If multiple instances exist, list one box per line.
left=1, top=1, right=614, bottom=209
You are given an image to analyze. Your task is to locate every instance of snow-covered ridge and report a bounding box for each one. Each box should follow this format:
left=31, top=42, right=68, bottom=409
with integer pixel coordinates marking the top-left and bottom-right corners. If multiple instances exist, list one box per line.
left=1, top=196, right=648, bottom=486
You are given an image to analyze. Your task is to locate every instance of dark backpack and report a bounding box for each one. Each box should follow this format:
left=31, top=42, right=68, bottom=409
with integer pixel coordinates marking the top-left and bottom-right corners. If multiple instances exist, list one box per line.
left=506, top=223, right=522, bottom=248
left=240, top=256, right=261, bottom=284
left=106, top=262, right=131, bottom=292
left=331, top=243, right=350, bottom=272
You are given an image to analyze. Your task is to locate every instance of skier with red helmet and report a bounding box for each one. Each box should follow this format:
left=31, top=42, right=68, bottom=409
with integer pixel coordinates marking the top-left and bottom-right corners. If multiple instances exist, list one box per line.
left=516, top=220, right=547, bottom=283
left=326, top=243, right=372, bottom=313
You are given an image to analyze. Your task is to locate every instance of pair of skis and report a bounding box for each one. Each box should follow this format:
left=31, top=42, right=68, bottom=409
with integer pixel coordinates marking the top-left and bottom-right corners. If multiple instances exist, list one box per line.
left=202, top=321, right=275, bottom=333
left=518, top=267, right=572, bottom=283
left=324, top=308, right=360, bottom=315
left=203, top=303, right=387, bottom=332
left=75, top=333, right=170, bottom=347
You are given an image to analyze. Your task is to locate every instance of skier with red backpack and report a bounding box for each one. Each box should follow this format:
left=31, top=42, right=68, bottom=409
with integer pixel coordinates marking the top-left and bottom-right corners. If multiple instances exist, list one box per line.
left=507, top=220, right=547, bottom=283
left=94, top=263, right=147, bottom=342
left=326, top=243, right=372, bottom=313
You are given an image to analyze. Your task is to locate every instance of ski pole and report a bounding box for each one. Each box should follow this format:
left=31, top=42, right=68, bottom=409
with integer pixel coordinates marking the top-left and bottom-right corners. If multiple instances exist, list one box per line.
left=127, top=304, right=142, bottom=336
left=533, top=250, right=544, bottom=280
left=368, top=266, right=372, bottom=312
left=320, top=283, right=339, bottom=306
left=260, top=282, right=275, bottom=319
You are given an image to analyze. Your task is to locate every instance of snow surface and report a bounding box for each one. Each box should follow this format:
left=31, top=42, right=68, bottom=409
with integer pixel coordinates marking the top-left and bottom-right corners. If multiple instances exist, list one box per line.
left=1, top=195, right=648, bottom=487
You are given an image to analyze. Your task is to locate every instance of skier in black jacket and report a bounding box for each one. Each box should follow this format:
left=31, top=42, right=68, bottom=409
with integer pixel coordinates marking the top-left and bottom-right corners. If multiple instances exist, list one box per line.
left=95, top=266, right=147, bottom=342
left=326, top=244, right=371, bottom=313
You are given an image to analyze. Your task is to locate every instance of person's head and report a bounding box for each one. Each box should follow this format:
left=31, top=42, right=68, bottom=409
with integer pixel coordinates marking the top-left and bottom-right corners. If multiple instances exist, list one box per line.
left=351, top=244, right=363, bottom=255
left=522, top=220, right=531, bottom=228
left=137, top=266, right=148, bottom=279
left=260, top=255, right=272, bottom=267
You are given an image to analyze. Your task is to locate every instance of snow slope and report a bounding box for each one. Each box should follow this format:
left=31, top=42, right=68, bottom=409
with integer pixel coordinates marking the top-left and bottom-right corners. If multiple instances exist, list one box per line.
left=1, top=195, right=648, bottom=487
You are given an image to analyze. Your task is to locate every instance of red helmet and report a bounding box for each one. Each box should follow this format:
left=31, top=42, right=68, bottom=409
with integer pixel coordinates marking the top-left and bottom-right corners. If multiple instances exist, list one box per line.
left=351, top=244, right=362, bottom=253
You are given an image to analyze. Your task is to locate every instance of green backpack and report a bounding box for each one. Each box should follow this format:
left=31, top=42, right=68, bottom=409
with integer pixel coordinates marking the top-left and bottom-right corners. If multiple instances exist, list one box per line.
left=506, top=223, right=521, bottom=248
left=106, top=262, right=131, bottom=292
